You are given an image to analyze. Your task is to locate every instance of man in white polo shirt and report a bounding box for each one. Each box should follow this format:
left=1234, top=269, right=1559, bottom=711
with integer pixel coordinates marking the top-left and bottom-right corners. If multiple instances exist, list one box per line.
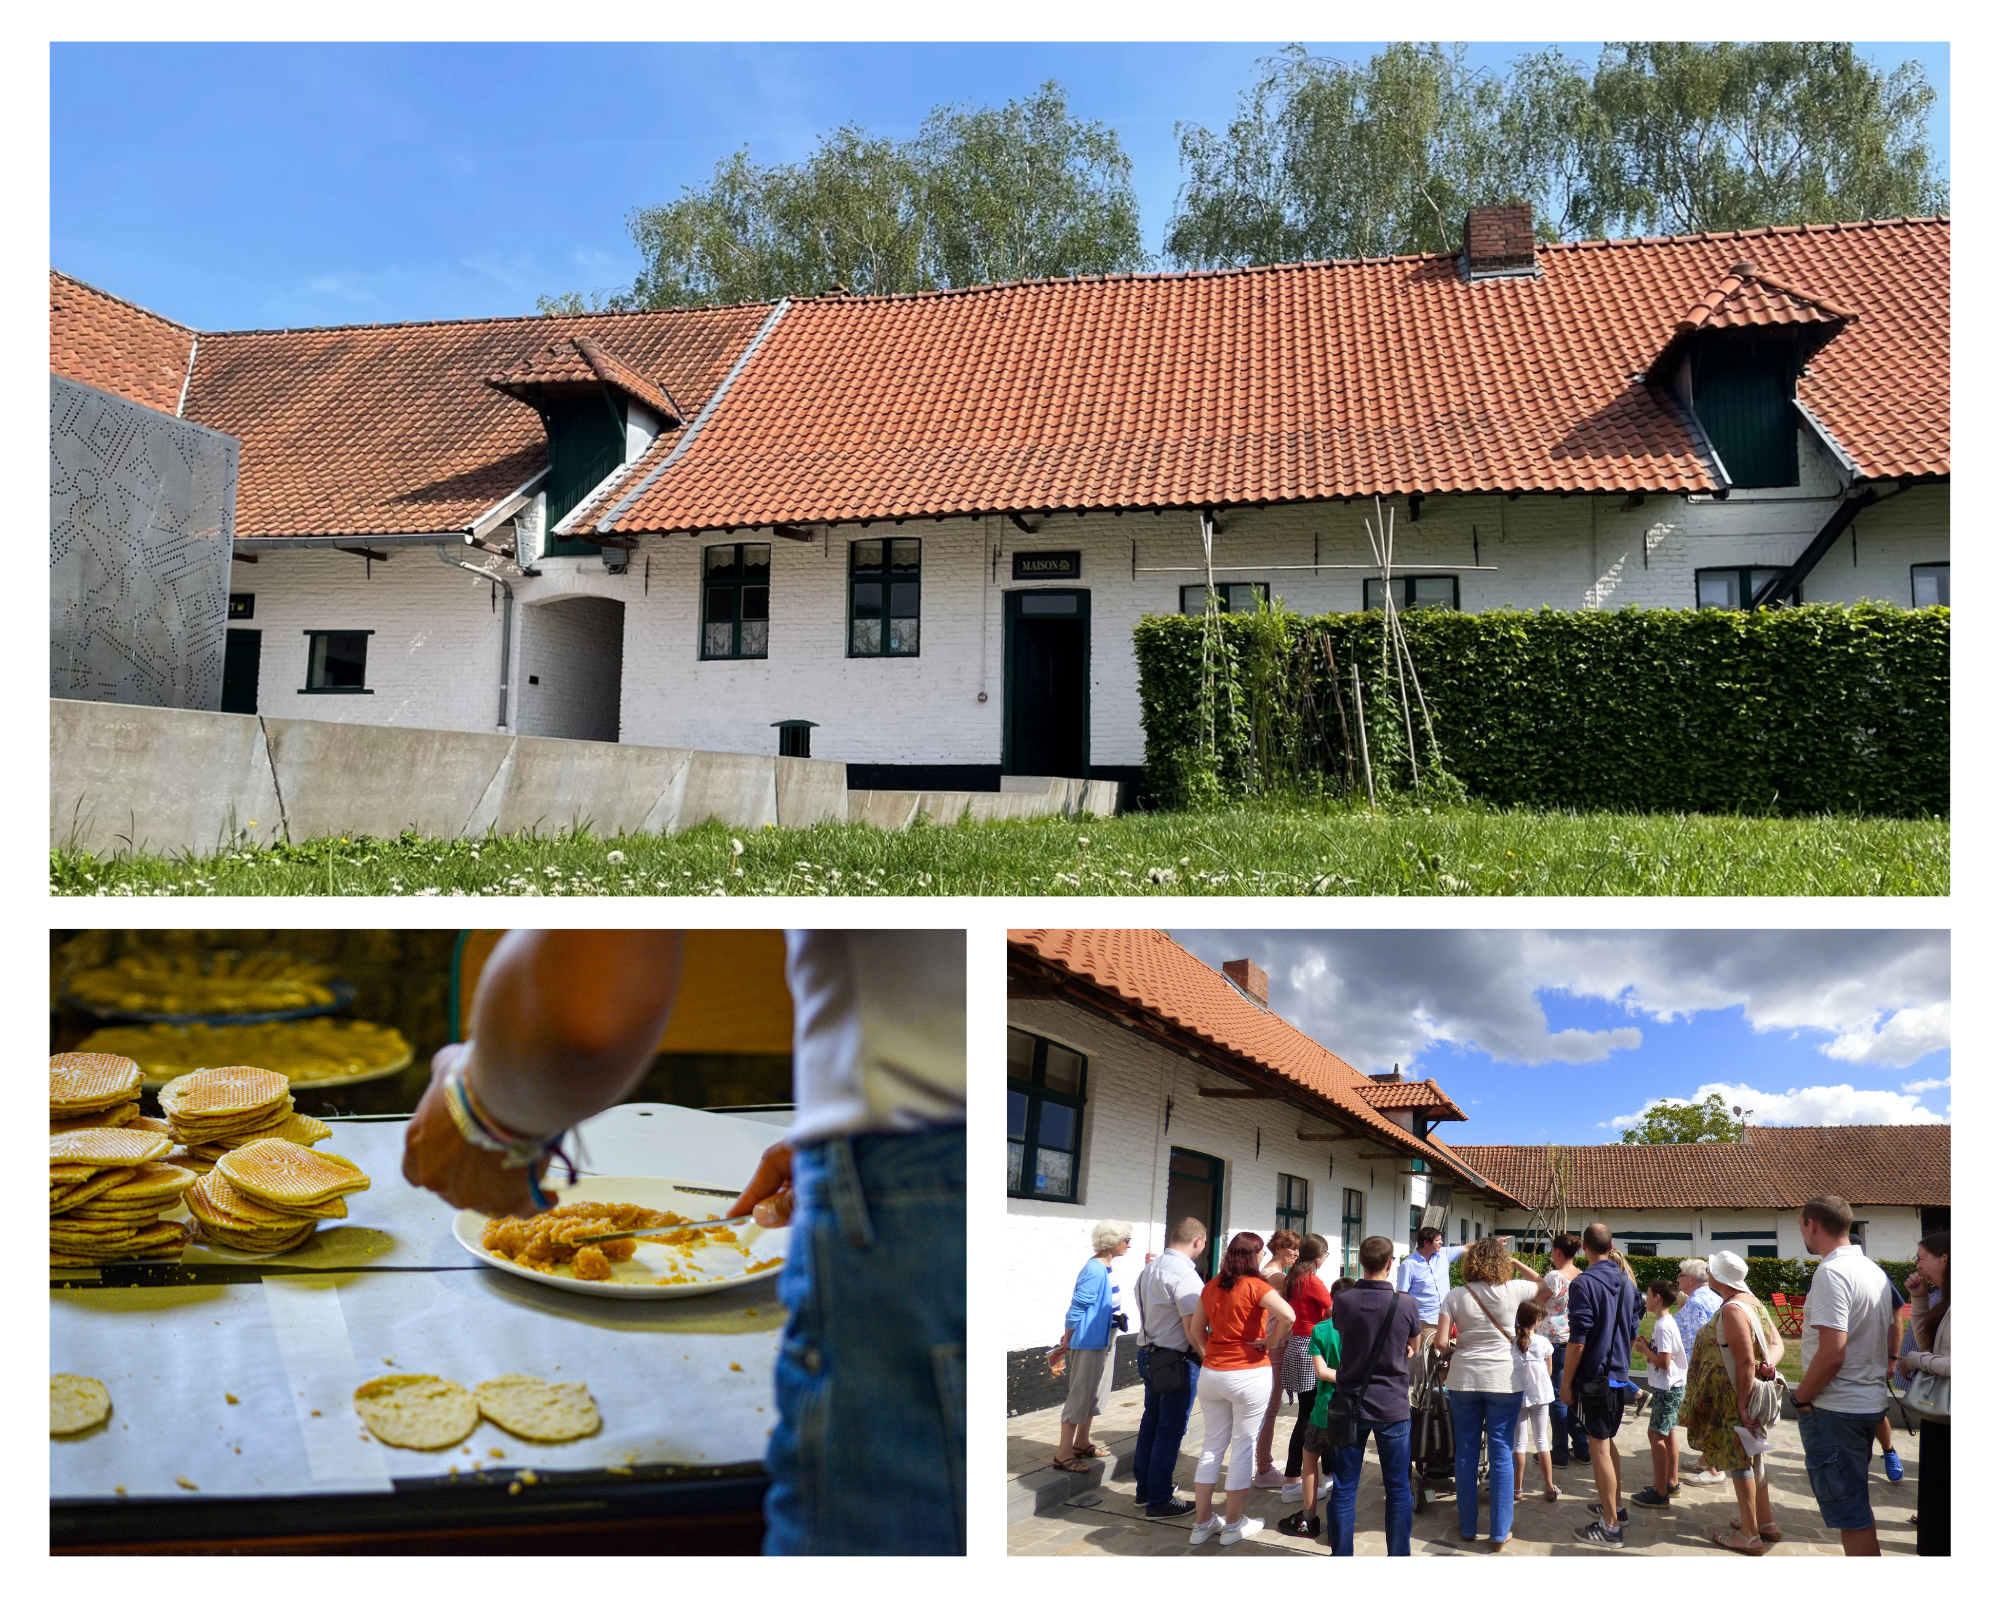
left=1792, top=1194, right=1896, bottom=1557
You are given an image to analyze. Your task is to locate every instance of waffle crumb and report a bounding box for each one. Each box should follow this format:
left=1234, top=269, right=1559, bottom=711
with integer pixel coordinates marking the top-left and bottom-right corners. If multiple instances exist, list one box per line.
left=175, top=1476, right=198, bottom=1491
left=225, top=1393, right=238, bottom=1404
left=507, top=1480, right=521, bottom=1495
left=729, top=1362, right=742, bottom=1372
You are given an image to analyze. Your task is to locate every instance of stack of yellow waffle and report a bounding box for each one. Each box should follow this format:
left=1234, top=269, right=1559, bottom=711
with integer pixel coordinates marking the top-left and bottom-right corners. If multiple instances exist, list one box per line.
left=158, top=1064, right=333, bottom=1174
left=186, top=1139, right=371, bottom=1254
left=51, top=1053, right=198, bottom=1267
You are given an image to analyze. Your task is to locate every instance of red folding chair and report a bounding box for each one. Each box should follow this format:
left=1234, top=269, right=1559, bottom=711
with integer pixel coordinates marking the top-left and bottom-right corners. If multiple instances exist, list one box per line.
left=1769, top=1292, right=1804, bottom=1338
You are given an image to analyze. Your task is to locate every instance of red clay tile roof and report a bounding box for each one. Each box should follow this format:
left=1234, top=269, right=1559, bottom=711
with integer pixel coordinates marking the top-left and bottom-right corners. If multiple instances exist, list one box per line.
left=488, top=335, right=684, bottom=423
left=49, top=269, right=196, bottom=415
left=1445, top=1123, right=1949, bottom=1212
left=1357, top=1079, right=1469, bottom=1121
left=1677, top=264, right=1856, bottom=335
left=1010, top=928, right=1518, bottom=1203
left=605, top=217, right=1947, bottom=533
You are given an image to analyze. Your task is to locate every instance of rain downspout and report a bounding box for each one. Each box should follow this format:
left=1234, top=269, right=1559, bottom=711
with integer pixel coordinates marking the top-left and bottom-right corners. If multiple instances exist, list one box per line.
left=437, top=545, right=515, bottom=730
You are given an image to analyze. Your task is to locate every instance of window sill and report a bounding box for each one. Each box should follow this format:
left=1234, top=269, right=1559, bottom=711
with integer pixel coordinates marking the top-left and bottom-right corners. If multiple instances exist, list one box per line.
left=1007, top=1190, right=1081, bottom=1205
left=299, top=687, right=374, bottom=695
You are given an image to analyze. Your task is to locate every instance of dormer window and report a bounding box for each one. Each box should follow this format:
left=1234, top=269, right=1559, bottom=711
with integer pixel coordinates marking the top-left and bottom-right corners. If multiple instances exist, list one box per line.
left=1653, top=262, right=1857, bottom=495
left=1691, top=337, right=1798, bottom=488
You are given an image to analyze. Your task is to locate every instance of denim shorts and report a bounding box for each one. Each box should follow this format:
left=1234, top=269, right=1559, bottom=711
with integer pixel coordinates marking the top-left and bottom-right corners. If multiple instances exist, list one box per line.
left=763, top=1125, right=965, bottom=1555
left=1798, top=1405, right=1885, bottom=1531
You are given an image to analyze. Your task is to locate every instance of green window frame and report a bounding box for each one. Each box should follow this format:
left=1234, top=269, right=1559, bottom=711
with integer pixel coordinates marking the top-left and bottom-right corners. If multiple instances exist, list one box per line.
left=1912, top=563, right=1949, bottom=607
left=1364, top=576, right=1460, bottom=612
left=1008, top=1027, right=1086, bottom=1202
left=1276, top=1174, right=1308, bottom=1237
left=1180, top=582, right=1271, bottom=616
left=300, top=630, right=373, bottom=694
left=1748, top=1245, right=1779, bottom=1259
left=849, top=538, right=921, bottom=656
left=701, top=543, right=771, bottom=660
left=1695, top=567, right=1788, bottom=610
left=1460, top=1217, right=1469, bottom=1243
left=1341, top=1187, right=1365, bottom=1276
left=1409, top=1205, right=1423, bottom=1250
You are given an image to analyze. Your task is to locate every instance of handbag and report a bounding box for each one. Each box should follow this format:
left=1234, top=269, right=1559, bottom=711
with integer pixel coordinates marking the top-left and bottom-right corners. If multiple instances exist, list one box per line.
left=1735, top=1301, right=1788, bottom=1431
left=1137, top=1341, right=1189, bottom=1395
left=1323, top=1291, right=1405, bottom=1450
left=1890, top=1365, right=1949, bottom=1423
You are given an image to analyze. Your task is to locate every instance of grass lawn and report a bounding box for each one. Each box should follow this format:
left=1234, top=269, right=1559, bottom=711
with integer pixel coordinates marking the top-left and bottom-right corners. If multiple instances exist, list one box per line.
left=50, top=802, right=1947, bottom=897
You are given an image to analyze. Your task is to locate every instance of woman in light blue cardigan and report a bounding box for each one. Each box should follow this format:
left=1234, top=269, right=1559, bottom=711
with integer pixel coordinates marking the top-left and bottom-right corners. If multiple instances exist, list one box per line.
left=1053, top=1219, right=1132, bottom=1470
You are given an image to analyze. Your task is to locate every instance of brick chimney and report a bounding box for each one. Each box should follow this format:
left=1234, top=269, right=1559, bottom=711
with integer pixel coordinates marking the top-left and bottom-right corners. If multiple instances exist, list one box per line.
left=1463, top=203, right=1538, bottom=280
left=1222, top=959, right=1269, bottom=1007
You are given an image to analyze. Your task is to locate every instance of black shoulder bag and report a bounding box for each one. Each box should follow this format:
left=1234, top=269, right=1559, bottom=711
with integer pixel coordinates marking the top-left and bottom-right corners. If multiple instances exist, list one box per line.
left=1322, top=1292, right=1403, bottom=1449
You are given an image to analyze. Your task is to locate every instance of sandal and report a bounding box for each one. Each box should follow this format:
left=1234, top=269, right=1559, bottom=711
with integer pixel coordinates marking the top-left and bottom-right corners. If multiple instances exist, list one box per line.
left=1544, top=1489, right=1559, bottom=1502
left=1729, top=1517, right=1782, bottom=1542
left=1711, top=1528, right=1765, bottom=1555
left=1050, top=1454, right=1090, bottom=1473
left=1069, top=1443, right=1107, bottom=1458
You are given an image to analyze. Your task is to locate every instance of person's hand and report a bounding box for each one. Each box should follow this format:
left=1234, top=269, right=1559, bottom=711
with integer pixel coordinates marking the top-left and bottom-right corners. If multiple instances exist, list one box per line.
left=401, top=1043, right=543, bottom=1217
left=725, top=1139, right=796, bottom=1228
left=1898, top=1353, right=1917, bottom=1379
left=1904, top=1270, right=1925, bottom=1300
left=1755, top=1360, right=1776, bottom=1382
left=1248, top=1337, right=1269, bottom=1352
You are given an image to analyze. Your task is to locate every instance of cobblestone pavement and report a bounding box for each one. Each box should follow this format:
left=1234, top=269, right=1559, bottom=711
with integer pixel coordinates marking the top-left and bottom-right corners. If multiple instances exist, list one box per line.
left=1009, top=1386, right=1923, bottom=1557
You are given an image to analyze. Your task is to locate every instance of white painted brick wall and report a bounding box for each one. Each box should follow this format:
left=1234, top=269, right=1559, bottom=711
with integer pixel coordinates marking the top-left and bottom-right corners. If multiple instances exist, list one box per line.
left=229, top=462, right=1948, bottom=763
left=1003, top=995, right=1422, bottom=1353
left=227, top=547, right=506, bottom=729
left=516, top=594, right=624, bottom=741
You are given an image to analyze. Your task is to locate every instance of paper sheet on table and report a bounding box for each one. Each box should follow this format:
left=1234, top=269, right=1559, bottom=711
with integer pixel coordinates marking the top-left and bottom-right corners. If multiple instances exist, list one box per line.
left=52, top=1266, right=782, bottom=1500
left=1734, top=1424, right=1772, bottom=1456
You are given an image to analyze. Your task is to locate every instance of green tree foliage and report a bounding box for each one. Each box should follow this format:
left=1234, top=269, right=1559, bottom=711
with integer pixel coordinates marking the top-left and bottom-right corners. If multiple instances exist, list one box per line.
left=1166, top=41, right=1946, bottom=267
left=546, top=83, right=1147, bottom=311
left=1617, top=1092, right=1744, bottom=1146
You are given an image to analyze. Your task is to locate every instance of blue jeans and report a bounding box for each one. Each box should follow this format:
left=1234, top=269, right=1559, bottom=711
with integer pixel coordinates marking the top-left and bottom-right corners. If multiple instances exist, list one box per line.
left=1327, top=1417, right=1413, bottom=1556
left=763, top=1125, right=965, bottom=1555
left=1548, top=1344, right=1578, bottom=1462
left=1448, top=1389, right=1522, bottom=1541
left=1798, top=1406, right=1886, bottom=1532
left=1133, top=1348, right=1200, bottom=1508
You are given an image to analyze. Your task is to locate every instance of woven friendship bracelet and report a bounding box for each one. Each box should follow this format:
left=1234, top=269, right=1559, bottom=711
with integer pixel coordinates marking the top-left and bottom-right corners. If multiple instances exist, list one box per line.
left=441, top=1044, right=575, bottom=1208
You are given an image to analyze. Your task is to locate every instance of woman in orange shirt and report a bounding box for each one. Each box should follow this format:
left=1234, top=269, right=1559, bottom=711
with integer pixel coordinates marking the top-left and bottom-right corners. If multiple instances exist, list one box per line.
left=1188, top=1231, right=1296, bottom=1546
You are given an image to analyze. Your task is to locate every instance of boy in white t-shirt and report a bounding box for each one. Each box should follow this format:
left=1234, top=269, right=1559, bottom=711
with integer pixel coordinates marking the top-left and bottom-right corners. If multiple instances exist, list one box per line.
left=1512, top=1302, right=1559, bottom=1502
left=1633, top=1279, right=1688, bottom=1507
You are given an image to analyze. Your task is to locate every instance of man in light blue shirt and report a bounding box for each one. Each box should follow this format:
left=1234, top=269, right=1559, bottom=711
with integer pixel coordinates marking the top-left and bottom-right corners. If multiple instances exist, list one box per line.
left=1394, top=1227, right=1477, bottom=1326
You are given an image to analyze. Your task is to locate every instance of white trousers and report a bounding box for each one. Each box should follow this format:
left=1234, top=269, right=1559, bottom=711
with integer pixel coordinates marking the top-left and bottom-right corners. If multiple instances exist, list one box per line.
left=1194, top=1365, right=1271, bottom=1491
left=1517, top=1401, right=1552, bottom=1453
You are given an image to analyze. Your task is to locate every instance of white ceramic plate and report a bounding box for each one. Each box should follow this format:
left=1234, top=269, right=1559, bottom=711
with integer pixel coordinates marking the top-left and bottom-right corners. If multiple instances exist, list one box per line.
left=452, top=1175, right=788, bottom=1299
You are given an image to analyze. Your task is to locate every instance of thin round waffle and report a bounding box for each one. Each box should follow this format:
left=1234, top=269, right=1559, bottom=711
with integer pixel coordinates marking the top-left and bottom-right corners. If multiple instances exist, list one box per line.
left=215, top=1140, right=369, bottom=1208
left=123, top=1115, right=175, bottom=1138
left=49, top=1053, right=143, bottom=1117
left=51, top=1169, right=137, bottom=1214
left=474, top=1375, right=601, bottom=1442
left=209, top=1112, right=332, bottom=1150
left=184, top=1174, right=320, bottom=1253
left=51, top=1375, right=112, bottom=1434
left=354, top=1375, right=479, bottom=1450
left=50, top=1102, right=140, bottom=1135
left=99, top=1162, right=199, bottom=1206
left=158, top=1066, right=292, bottom=1135
left=50, top=1129, right=173, bottom=1168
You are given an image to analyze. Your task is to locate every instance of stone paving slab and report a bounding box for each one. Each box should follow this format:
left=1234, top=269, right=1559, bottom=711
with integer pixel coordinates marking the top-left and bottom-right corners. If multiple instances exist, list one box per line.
left=1008, top=1388, right=1922, bottom=1557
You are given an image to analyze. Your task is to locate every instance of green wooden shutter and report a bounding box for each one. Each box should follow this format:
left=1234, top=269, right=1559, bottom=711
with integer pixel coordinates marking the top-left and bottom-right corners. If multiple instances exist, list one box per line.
left=542, top=400, right=627, bottom=554
left=1693, top=345, right=1798, bottom=489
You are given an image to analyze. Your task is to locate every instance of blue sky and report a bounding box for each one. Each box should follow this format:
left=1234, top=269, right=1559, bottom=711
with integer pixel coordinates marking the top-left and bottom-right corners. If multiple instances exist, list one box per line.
left=1167, top=930, right=1951, bottom=1146
left=50, top=41, right=1950, bottom=330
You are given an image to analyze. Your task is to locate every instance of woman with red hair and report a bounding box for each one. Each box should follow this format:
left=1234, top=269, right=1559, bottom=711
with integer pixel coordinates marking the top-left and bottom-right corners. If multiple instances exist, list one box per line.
left=1188, top=1231, right=1296, bottom=1546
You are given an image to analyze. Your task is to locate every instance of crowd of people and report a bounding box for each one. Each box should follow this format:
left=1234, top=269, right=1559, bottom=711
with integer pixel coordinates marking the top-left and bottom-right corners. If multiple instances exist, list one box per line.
left=1050, top=1202, right=1947, bottom=1557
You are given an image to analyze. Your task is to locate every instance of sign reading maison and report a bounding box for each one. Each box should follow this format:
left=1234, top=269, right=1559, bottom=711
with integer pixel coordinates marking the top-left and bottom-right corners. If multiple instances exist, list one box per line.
left=1013, top=551, right=1081, bottom=581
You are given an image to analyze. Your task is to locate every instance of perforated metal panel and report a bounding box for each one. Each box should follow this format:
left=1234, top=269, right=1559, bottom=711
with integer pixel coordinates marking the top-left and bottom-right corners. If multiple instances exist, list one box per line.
left=49, top=375, right=238, bottom=710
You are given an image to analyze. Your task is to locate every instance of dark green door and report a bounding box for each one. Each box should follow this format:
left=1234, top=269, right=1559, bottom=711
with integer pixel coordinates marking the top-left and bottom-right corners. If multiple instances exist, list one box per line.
left=1004, top=589, right=1090, bottom=778
left=1166, top=1147, right=1224, bottom=1280
left=220, top=629, right=261, bottom=715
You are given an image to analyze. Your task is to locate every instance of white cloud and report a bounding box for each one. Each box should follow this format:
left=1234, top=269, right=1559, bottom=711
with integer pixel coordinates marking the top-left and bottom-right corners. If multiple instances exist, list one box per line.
left=1820, top=1002, right=1952, bottom=1066
left=1899, top=1076, right=1951, bottom=1094
left=1605, top=1079, right=1947, bottom=1132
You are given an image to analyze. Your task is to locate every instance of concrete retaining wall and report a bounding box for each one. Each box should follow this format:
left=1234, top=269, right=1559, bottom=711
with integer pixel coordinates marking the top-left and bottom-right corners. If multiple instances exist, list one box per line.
left=50, top=698, right=1117, bottom=852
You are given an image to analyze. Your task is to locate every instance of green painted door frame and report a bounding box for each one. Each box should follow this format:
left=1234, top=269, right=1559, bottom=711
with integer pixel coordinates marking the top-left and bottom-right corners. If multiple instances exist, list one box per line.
left=1001, top=587, right=1090, bottom=778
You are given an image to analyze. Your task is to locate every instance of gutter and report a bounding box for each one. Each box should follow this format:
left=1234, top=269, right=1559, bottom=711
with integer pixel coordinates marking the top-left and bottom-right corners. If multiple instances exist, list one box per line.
left=463, top=468, right=550, bottom=543
left=232, top=532, right=471, bottom=550
left=435, top=547, right=516, bottom=730
left=596, top=297, right=791, bottom=533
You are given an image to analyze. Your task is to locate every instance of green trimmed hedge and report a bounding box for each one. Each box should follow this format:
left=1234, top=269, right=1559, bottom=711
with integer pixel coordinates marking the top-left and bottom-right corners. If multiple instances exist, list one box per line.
left=1134, top=605, right=1948, bottom=816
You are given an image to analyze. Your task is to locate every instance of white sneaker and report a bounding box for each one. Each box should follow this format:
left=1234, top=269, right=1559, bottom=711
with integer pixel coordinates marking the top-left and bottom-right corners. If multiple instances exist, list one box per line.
left=1318, top=1478, right=1333, bottom=1500
left=1189, top=1517, right=1222, bottom=1546
left=1219, top=1516, right=1265, bottom=1545
left=1250, top=1469, right=1288, bottom=1489
left=1279, top=1481, right=1304, bottom=1503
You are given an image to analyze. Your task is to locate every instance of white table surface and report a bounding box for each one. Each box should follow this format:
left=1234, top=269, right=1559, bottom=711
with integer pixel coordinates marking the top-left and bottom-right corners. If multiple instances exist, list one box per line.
left=51, top=1103, right=794, bottom=1501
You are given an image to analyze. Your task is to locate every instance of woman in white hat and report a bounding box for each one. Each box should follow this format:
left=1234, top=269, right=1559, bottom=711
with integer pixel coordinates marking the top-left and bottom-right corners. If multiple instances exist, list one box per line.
left=1681, top=1250, right=1786, bottom=1554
